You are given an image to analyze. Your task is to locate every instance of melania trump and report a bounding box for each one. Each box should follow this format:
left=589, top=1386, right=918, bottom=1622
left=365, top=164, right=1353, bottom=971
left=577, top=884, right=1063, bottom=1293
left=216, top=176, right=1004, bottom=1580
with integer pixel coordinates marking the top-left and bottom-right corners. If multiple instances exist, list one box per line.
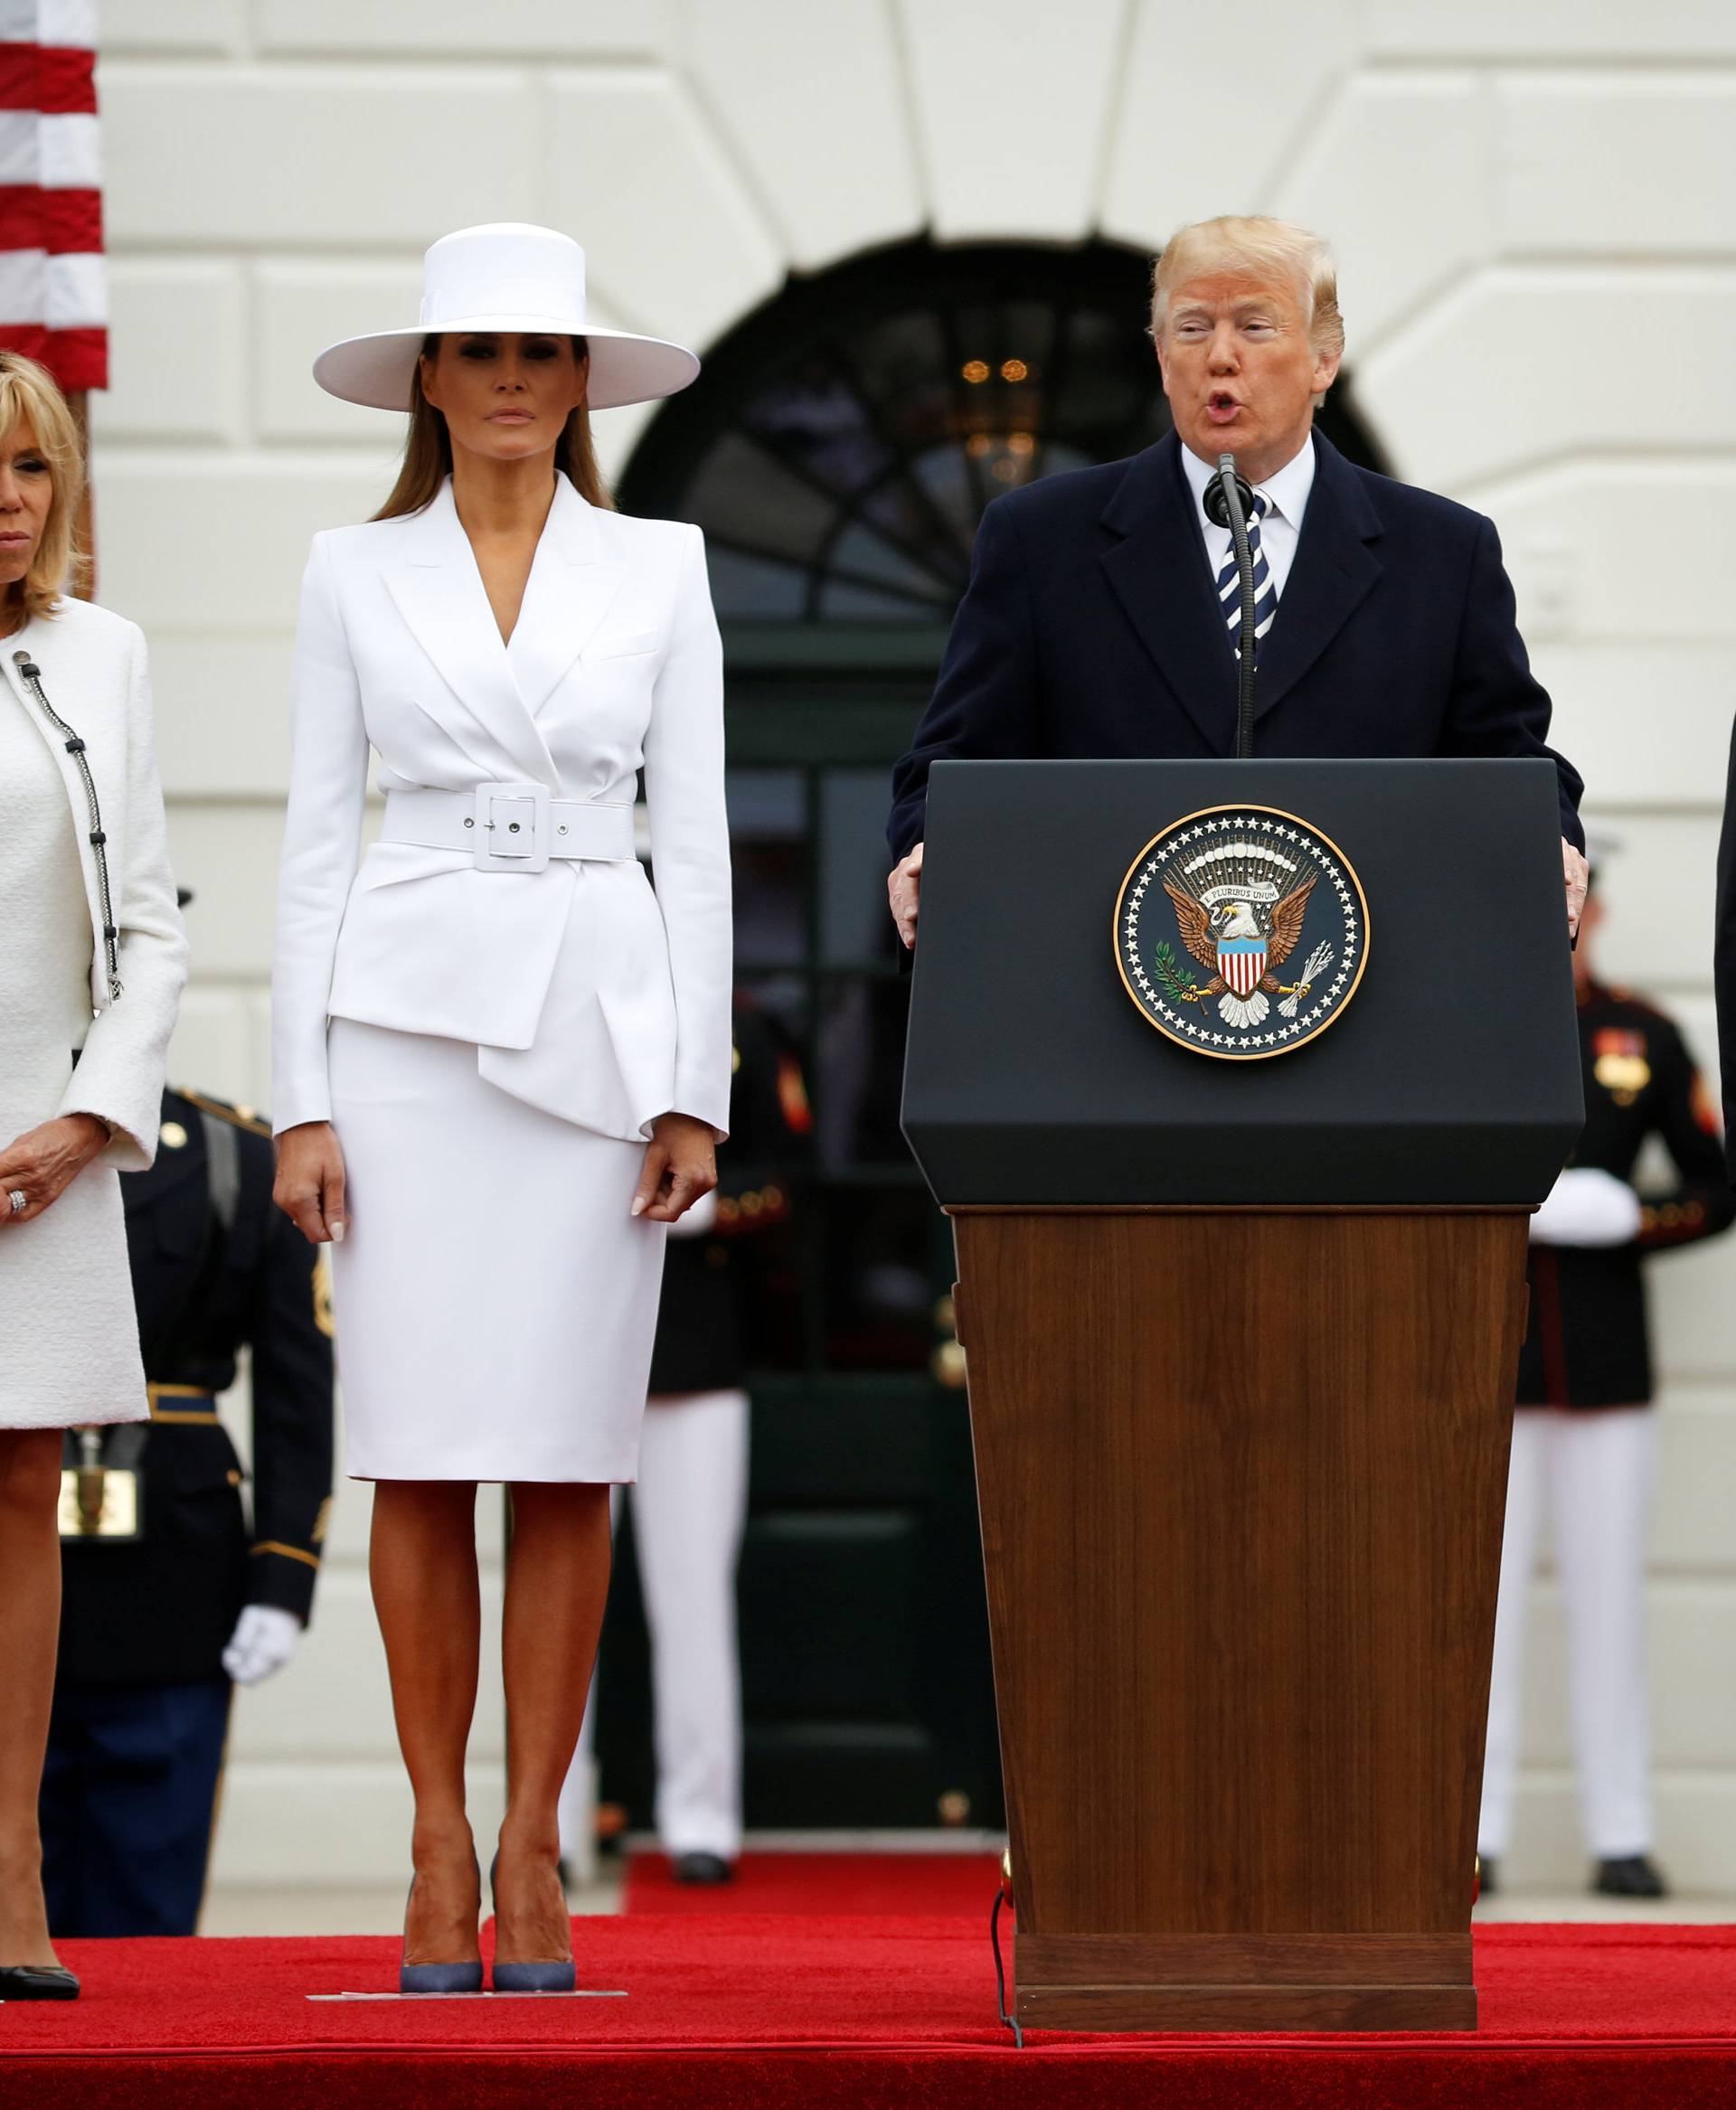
left=271, top=224, right=731, bottom=1991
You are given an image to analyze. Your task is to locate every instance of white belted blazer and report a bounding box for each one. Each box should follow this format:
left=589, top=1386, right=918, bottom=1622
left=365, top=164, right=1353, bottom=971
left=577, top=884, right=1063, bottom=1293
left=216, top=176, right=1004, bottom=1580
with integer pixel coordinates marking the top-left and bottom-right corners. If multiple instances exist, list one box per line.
left=271, top=476, right=731, bottom=1143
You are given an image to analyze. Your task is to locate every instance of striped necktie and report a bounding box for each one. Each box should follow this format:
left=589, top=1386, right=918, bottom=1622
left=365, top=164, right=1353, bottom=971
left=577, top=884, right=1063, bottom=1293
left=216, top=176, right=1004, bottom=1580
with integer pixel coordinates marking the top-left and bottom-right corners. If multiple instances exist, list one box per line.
left=1215, top=491, right=1277, bottom=662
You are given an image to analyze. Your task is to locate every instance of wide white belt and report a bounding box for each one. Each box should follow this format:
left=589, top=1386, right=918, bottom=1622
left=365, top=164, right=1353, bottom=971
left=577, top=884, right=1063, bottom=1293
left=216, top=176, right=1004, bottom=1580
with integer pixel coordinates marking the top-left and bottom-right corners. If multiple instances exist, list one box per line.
left=382, top=784, right=635, bottom=873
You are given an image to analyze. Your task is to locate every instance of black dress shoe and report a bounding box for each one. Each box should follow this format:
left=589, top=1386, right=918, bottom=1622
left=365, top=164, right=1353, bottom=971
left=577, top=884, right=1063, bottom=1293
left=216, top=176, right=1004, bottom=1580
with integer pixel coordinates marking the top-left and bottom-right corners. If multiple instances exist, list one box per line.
left=1594, top=1854, right=1668, bottom=1898
left=0, top=1964, right=80, bottom=2001
left=672, top=1851, right=734, bottom=1885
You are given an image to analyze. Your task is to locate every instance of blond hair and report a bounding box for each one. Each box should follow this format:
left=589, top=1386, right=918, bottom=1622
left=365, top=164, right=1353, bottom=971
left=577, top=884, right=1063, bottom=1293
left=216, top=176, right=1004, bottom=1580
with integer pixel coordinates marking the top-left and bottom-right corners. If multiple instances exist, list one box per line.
left=0, top=351, right=87, bottom=622
left=373, top=334, right=613, bottom=522
left=1150, top=216, right=1345, bottom=363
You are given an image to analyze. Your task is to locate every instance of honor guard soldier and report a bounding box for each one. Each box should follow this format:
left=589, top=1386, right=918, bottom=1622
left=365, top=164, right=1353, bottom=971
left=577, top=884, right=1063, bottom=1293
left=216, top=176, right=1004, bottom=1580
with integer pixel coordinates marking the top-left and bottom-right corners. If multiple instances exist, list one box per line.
left=1479, top=861, right=1733, bottom=1899
left=42, top=1079, right=335, bottom=1937
left=561, top=996, right=808, bottom=1882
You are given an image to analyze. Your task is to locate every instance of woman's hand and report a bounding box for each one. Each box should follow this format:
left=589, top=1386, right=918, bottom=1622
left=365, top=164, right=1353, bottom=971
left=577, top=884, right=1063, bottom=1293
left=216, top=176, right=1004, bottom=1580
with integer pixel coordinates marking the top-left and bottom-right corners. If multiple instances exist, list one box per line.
left=632, top=1112, right=717, bottom=1225
left=273, top=1121, right=349, bottom=1245
left=0, top=1114, right=111, bottom=1226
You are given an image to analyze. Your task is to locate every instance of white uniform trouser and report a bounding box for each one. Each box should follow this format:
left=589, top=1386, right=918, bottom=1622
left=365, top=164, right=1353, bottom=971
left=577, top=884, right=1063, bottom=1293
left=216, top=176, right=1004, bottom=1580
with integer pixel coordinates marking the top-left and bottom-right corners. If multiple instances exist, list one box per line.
left=559, top=1388, right=750, bottom=1860
left=1478, top=1407, right=1656, bottom=1860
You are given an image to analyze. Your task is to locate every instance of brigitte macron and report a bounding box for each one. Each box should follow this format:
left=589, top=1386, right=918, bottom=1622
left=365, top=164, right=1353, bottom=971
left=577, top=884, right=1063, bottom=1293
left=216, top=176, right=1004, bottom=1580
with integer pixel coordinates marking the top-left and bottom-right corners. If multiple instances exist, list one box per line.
left=0, top=352, right=188, bottom=2000
left=271, top=225, right=731, bottom=1992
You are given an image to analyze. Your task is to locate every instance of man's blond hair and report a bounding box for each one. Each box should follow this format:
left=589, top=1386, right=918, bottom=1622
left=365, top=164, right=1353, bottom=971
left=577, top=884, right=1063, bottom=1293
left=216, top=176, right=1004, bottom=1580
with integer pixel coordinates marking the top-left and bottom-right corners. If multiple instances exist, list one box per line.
left=1149, top=215, right=1345, bottom=363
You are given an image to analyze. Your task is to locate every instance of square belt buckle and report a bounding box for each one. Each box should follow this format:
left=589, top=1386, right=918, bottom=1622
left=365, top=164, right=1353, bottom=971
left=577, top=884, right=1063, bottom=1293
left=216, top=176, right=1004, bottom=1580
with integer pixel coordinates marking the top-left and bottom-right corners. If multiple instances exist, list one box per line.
left=474, top=780, right=550, bottom=872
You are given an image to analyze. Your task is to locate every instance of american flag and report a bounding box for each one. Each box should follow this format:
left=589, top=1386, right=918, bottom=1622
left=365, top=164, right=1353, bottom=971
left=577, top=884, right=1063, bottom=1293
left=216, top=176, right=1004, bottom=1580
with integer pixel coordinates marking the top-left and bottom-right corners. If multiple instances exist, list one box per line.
left=0, top=0, right=104, bottom=392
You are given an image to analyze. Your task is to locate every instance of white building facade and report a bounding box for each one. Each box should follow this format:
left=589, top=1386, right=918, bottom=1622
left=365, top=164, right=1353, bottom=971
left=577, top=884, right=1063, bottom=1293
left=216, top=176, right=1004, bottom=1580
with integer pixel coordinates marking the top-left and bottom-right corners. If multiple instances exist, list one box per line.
left=93, top=0, right=1736, bottom=1898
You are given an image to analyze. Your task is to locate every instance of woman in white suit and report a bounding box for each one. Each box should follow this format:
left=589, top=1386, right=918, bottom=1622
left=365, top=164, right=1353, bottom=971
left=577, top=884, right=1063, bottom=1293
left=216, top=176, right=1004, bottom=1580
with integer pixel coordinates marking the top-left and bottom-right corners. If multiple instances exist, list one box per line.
left=271, top=224, right=731, bottom=1992
left=0, top=353, right=188, bottom=1999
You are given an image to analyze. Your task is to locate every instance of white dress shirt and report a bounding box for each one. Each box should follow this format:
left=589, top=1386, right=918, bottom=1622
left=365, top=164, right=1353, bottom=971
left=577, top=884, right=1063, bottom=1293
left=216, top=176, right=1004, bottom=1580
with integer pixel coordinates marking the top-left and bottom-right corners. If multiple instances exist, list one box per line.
left=1179, top=433, right=1316, bottom=605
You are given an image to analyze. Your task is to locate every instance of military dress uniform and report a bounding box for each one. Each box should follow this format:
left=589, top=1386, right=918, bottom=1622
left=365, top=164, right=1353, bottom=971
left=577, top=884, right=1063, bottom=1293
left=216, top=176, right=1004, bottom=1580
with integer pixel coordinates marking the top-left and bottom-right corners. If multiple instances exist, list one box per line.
left=42, top=1088, right=335, bottom=1937
left=1480, top=984, right=1733, bottom=1888
left=561, top=1000, right=807, bottom=1874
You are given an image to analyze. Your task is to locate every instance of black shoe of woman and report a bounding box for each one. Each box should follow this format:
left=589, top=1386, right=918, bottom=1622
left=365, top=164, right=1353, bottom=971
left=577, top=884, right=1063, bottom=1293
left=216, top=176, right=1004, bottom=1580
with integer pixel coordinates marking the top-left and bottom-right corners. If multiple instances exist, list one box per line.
left=0, top=1964, right=80, bottom=2000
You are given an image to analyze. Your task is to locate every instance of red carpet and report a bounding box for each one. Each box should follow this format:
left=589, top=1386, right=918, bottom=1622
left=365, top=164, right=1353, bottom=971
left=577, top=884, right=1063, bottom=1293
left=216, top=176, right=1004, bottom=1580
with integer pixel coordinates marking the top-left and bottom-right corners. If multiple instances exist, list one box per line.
left=623, top=1848, right=1005, bottom=1915
left=4, top=1922, right=1733, bottom=2108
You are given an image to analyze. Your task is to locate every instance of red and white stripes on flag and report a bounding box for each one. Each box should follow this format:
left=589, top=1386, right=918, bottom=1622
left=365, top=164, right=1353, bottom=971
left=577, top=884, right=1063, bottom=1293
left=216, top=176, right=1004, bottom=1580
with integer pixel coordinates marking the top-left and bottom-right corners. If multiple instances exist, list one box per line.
left=0, top=0, right=104, bottom=391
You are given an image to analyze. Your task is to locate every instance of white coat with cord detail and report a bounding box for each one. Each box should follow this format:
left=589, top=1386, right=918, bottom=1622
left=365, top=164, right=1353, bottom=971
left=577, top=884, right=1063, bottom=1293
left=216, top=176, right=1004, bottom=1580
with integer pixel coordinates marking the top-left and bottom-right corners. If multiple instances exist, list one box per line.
left=0, top=597, right=188, bottom=1427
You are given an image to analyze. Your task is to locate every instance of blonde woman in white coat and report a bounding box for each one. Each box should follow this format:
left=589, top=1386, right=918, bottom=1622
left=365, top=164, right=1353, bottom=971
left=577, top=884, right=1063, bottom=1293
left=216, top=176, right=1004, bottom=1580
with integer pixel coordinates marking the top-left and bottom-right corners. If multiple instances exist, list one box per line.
left=271, top=225, right=731, bottom=1993
left=0, top=353, right=188, bottom=2000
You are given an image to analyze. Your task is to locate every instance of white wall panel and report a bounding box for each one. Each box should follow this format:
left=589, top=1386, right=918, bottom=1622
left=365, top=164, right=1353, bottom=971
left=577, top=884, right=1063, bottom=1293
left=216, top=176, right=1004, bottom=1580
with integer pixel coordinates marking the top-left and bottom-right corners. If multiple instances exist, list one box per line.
left=147, top=637, right=297, bottom=797
left=164, top=983, right=256, bottom=1104
left=92, top=259, right=246, bottom=444
left=1100, top=0, right=1360, bottom=243
left=256, top=0, right=671, bottom=58
left=1506, top=1777, right=1736, bottom=1891
left=1369, top=1, right=1736, bottom=59
left=1356, top=270, right=1736, bottom=492
left=1654, top=1399, right=1736, bottom=1559
left=543, top=70, right=784, bottom=353
left=1467, top=466, right=1736, bottom=646
left=1576, top=811, right=1720, bottom=992
left=101, top=65, right=541, bottom=245
left=899, top=0, right=1127, bottom=240
left=1531, top=647, right=1735, bottom=813
left=161, top=801, right=286, bottom=976
left=212, top=1757, right=506, bottom=1885
left=252, top=259, right=425, bottom=443
left=100, top=0, right=246, bottom=55
left=1508, top=1581, right=1736, bottom=1766
left=1500, top=77, right=1736, bottom=256
left=1274, top=75, right=1493, bottom=357
left=678, top=0, right=922, bottom=268
left=94, top=458, right=385, bottom=631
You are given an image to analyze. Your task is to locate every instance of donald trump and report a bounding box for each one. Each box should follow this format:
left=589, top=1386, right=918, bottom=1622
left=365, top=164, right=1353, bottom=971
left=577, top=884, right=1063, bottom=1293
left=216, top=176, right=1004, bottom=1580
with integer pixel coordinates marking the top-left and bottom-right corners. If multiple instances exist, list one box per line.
left=887, top=215, right=1586, bottom=940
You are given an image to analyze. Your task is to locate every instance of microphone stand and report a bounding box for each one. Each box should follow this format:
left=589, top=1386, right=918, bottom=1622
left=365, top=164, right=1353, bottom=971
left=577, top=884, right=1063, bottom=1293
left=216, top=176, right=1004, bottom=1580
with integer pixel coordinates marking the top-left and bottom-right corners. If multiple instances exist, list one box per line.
left=1215, top=453, right=1258, bottom=759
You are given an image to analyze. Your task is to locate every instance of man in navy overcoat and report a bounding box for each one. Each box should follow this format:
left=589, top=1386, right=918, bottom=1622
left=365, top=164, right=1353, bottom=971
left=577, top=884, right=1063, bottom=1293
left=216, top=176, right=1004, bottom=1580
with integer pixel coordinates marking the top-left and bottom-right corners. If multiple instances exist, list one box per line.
left=887, top=215, right=1586, bottom=945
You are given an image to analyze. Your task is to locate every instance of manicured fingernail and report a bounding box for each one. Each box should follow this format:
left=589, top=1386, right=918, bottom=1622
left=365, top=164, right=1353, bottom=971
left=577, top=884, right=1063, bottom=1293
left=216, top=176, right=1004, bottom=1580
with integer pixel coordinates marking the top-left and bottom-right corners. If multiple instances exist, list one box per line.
left=630, top=1197, right=646, bottom=1217
left=331, top=1222, right=345, bottom=1243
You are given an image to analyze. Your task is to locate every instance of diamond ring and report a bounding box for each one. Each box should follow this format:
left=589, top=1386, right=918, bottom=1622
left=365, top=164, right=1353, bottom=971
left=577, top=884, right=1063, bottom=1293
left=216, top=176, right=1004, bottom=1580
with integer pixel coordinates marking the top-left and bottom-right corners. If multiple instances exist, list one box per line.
left=7, top=1189, right=27, bottom=1215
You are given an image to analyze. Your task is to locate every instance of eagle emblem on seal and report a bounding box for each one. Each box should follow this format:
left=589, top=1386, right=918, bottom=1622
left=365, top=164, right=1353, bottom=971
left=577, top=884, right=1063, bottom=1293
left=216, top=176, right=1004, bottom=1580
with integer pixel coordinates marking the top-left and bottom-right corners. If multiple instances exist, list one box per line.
left=1163, top=862, right=1316, bottom=1030
left=1114, top=807, right=1368, bottom=1060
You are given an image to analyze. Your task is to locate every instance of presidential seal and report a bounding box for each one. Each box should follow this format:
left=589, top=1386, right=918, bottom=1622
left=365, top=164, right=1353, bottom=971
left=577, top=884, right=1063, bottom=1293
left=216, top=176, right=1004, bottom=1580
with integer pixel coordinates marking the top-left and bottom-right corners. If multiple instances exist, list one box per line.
left=1114, top=806, right=1368, bottom=1060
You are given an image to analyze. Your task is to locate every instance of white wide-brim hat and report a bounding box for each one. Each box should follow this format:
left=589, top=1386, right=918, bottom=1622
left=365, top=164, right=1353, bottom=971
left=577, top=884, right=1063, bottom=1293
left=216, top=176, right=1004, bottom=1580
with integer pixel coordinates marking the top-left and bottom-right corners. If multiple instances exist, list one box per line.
left=312, top=221, right=700, bottom=413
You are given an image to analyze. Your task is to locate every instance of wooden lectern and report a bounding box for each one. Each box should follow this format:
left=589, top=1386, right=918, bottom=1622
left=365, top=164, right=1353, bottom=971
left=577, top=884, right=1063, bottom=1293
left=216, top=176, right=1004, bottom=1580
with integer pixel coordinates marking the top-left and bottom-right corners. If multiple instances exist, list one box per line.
left=902, top=758, right=1582, bottom=2032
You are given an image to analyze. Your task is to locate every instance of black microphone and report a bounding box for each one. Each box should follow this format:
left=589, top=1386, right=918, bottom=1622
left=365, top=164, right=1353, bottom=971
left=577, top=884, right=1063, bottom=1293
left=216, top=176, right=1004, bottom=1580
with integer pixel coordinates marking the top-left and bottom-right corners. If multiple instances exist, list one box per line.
left=1202, top=454, right=1258, bottom=758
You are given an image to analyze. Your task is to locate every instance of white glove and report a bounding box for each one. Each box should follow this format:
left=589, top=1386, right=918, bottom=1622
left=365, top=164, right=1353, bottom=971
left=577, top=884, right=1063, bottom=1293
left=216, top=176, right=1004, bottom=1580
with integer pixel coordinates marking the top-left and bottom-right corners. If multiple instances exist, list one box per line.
left=222, top=1603, right=303, bottom=1686
left=1529, top=1167, right=1643, bottom=1248
left=667, top=1185, right=720, bottom=1240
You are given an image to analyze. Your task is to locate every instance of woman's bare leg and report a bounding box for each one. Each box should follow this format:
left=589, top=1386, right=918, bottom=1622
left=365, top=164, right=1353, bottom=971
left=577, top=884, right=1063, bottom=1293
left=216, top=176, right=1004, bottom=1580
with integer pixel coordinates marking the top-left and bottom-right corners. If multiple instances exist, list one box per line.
left=0, top=1428, right=69, bottom=1967
left=369, top=1479, right=484, bottom=1964
left=494, top=1481, right=612, bottom=1964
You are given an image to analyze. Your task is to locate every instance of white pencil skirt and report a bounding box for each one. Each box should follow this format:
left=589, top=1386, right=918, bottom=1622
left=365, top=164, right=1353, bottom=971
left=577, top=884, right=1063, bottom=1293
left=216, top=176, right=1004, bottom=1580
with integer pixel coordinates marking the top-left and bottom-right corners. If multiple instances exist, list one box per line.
left=326, top=1018, right=666, bottom=1484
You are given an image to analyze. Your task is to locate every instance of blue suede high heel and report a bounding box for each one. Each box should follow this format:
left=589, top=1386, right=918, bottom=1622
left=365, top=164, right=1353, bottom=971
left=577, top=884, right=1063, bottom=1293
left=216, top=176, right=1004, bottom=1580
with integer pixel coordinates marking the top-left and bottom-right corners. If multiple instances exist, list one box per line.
left=399, top=1864, right=483, bottom=1994
left=488, top=1851, right=577, bottom=1994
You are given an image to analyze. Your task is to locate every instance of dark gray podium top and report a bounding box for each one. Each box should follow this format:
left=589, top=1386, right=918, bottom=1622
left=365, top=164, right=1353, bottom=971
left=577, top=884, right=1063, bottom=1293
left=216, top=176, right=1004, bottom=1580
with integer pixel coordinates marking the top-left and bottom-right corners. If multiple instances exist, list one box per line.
left=901, top=758, right=1583, bottom=1207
